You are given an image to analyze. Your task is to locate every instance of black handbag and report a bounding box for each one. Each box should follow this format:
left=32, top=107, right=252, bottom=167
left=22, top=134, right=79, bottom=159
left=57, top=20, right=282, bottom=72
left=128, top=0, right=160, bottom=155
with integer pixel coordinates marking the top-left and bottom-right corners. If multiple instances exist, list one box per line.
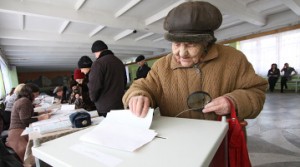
left=69, top=111, right=91, bottom=128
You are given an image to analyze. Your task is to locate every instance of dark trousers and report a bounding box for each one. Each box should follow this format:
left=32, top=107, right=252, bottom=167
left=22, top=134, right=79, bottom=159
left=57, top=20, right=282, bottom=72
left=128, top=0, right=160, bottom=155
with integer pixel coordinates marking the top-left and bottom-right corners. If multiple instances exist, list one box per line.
left=2, top=111, right=11, bottom=131
left=268, top=77, right=278, bottom=92
left=0, top=110, right=11, bottom=130
left=281, top=77, right=288, bottom=92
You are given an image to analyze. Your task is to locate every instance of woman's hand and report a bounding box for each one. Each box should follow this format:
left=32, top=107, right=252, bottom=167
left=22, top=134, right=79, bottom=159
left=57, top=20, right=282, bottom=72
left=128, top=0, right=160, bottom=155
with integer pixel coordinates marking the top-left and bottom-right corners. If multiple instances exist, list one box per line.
left=38, top=108, right=52, bottom=115
left=128, top=96, right=150, bottom=118
left=38, top=113, right=51, bottom=121
left=202, top=96, right=231, bottom=116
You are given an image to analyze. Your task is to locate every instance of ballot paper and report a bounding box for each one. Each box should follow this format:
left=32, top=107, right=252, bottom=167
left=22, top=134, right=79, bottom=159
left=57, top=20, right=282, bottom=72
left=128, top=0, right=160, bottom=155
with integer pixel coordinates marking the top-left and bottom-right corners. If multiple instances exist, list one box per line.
left=28, top=109, right=94, bottom=135
left=34, top=103, right=60, bottom=113
left=30, top=115, right=72, bottom=134
left=60, top=104, right=75, bottom=111
left=80, top=109, right=157, bottom=152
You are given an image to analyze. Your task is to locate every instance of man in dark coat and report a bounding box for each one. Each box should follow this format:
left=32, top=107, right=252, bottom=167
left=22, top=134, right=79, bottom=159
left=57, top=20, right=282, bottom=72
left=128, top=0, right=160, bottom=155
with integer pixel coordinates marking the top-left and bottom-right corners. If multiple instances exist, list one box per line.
left=134, top=55, right=151, bottom=80
left=88, top=40, right=127, bottom=117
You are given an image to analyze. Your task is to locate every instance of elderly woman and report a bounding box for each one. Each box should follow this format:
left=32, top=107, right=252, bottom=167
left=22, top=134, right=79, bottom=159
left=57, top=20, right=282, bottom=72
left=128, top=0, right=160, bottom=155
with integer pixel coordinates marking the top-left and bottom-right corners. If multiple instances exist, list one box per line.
left=6, top=83, right=50, bottom=162
left=123, top=1, right=268, bottom=121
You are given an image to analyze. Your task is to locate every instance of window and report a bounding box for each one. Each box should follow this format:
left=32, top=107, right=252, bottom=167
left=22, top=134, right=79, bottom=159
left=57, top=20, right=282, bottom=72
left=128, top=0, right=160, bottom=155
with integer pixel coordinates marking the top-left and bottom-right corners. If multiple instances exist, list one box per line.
left=239, top=29, right=300, bottom=76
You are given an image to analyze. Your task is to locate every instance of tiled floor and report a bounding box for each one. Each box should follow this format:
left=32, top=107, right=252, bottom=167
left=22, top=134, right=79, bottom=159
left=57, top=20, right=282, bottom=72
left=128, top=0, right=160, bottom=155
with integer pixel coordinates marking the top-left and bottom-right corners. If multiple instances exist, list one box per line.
left=247, top=91, right=300, bottom=167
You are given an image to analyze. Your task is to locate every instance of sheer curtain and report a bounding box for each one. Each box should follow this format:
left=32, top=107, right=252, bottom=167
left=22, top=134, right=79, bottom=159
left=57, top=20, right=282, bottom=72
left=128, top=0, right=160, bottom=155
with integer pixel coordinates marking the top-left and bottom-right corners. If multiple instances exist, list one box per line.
left=239, top=29, right=300, bottom=77
left=0, top=62, right=12, bottom=98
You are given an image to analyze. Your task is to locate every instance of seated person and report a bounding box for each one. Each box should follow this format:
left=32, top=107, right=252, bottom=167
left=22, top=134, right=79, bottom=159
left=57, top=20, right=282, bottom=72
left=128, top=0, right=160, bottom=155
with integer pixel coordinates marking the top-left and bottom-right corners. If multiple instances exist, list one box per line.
left=74, top=93, right=84, bottom=109
left=6, top=83, right=50, bottom=162
left=53, top=86, right=68, bottom=104
left=3, top=84, right=25, bottom=130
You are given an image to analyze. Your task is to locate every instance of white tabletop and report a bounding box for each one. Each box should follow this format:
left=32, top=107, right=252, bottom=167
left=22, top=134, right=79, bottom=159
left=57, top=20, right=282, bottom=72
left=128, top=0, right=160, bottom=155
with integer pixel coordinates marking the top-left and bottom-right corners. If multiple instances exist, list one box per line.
left=32, top=116, right=228, bottom=167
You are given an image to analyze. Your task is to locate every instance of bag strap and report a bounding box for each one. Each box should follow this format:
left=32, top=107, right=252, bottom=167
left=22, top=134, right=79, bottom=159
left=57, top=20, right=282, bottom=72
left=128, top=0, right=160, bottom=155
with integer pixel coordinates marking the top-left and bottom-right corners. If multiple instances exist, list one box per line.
left=226, top=97, right=237, bottom=120
left=217, top=97, right=237, bottom=121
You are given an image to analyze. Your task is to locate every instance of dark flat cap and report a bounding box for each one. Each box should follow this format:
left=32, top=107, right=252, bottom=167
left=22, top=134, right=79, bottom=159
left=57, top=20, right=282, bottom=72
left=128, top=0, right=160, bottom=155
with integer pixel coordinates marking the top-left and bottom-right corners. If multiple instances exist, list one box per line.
left=164, top=1, right=222, bottom=43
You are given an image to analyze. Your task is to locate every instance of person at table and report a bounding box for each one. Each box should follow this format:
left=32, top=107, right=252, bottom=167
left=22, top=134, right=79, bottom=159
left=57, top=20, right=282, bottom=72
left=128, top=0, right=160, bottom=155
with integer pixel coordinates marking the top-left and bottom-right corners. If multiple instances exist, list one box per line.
left=122, top=1, right=267, bottom=121
left=3, top=87, right=15, bottom=105
left=71, top=68, right=96, bottom=111
left=3, top=83, right=25, bottom=130
left=68, top=79, right=79, bottom=104
left=267, top=63, right=280, bottom=92
left=6, top=83, right=50, bottom=162
left=53, top=86, right=68, bottom=104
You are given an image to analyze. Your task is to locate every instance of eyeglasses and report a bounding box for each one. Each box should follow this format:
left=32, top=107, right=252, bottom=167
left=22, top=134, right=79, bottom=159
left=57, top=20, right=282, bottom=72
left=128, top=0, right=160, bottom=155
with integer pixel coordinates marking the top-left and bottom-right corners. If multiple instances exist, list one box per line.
left=175, top=91, right=212, bottom=117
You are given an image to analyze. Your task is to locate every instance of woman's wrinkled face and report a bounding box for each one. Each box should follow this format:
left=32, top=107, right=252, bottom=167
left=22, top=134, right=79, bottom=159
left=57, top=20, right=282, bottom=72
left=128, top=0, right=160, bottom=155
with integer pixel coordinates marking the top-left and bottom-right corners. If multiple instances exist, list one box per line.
left=172, top=42, right=203, bottom=67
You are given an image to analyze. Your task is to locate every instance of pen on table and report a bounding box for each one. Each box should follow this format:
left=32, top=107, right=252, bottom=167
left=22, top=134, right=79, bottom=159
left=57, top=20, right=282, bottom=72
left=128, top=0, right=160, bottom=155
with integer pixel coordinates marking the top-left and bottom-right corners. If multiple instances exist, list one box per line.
left=155, top=135, right=166, bottom=139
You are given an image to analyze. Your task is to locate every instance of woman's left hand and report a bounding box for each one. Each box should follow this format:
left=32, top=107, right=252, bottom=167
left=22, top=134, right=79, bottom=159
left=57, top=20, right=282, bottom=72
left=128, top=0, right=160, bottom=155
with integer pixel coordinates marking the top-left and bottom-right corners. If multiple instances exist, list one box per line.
left=202, top=96, right=231, bottom=115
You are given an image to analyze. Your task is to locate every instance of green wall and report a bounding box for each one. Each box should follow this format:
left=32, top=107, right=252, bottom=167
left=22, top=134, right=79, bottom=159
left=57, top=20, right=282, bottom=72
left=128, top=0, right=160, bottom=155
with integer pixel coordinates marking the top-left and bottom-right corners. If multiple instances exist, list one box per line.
left=126, top=59, right=158, bottom=84
left=227, top=42, right=240, bottom=49
left=0, top=69, right=4, bottom=98
left=9, top=66, right=19, bottom=87
left=0, top=66, right=19, bottom=98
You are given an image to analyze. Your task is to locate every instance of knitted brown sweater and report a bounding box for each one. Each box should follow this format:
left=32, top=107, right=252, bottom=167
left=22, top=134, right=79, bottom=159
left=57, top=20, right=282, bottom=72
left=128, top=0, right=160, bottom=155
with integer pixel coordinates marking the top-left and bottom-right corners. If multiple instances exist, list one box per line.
left=9, top=97, right=38, bottom=129
left=123, top=44, right=268, bottom=120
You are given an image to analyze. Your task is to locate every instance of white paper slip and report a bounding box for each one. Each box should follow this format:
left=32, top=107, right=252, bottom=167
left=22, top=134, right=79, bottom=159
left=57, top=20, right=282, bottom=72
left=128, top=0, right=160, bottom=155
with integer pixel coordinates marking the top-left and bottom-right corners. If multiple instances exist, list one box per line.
left=60, top=104, right=75, bottom=111
left=34, top=103, right=61, bottom=113
left=104, top=109, right=154, bottom=129
left=80, top=109, right=157, bottom=152
left=31, top=116, right=72, bottom=134
left=43, top=96, right=54, bottom=104
left=88, top=110, right=99, bottom=118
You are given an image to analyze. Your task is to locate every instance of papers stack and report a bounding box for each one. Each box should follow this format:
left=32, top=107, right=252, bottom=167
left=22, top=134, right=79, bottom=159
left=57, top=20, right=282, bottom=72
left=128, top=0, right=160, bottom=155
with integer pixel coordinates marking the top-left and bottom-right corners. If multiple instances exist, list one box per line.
left=31, top=115, right=72, bottom=134
left=34, top=96, right=60, bottom=113
left=80, top=109, right=157, bottom=152
left=23, top=111, right=102, bottom=136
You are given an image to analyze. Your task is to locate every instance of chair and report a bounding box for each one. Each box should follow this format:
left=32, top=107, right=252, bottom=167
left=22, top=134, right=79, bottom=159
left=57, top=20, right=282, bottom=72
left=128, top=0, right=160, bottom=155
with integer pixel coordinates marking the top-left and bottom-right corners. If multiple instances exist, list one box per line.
left=0, top=103, right=11, bottom=131
left=1, top=130, right=8, bottom=144
left=0, top=138, right=23, bottom=167
left=0, top=108, right=9, bottom=144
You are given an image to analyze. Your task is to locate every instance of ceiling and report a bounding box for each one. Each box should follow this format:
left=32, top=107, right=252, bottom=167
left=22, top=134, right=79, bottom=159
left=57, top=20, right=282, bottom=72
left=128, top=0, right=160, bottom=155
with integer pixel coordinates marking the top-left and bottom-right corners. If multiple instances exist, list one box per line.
left=1, top=0, right=300, bottom=72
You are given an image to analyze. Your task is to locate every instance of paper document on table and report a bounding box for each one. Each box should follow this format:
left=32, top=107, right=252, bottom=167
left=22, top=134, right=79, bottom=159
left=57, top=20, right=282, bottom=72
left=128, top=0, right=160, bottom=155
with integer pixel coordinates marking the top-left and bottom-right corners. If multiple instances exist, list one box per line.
left=60, top=104, right=75, bottom=110
left=34, top=103, right=60, bottom=113
left=80, top=109, right=157, bottom=152
left=30, top=115, right=72, bottom=134
left=43, top=96, right=54, bottom=104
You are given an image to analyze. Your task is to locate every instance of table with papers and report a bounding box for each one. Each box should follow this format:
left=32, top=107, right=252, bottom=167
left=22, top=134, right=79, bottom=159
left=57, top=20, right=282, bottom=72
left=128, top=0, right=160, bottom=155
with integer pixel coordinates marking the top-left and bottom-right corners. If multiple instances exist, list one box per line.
left=32, top=113, right=228, bottom=167
left=24, top=106, right=102, bottom=165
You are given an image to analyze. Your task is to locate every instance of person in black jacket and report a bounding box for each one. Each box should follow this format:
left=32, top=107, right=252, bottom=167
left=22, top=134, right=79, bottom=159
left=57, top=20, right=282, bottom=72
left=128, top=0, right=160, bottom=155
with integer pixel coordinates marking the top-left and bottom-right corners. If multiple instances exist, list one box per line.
left=267, top=63, right=280, bottom=92
left=88, top=40, right=127, bottom=117
left=134, top=55, right=151, bottom=80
